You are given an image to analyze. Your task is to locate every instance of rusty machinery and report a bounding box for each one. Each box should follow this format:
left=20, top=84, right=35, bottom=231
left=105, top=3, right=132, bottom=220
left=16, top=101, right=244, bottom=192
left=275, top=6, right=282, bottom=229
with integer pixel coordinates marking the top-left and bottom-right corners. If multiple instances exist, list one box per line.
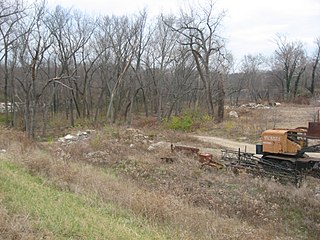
left=222, top=121, right=320, bottom=185
left=170, top=120, right=320, bottom=186
left=170, top=144, right=225, bottom=169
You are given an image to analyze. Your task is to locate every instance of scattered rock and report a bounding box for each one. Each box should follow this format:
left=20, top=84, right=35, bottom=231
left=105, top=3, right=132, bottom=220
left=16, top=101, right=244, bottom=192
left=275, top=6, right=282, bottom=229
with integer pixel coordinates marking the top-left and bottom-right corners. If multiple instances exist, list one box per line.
left=0, top=102, right=17, bottom=113
left=148, top=141, right=168, bottom=151
left=229, top=111, right=239, bottom=118
left=269, top=102, right=281, bottom=107
left=63, top=134, right=77, bottom=141
left=256, top=104, right=265, bottom=108
left=126, top=128, right=143, bottom=135
left=240, top=103, right=272, bottom=109
left=147, top=145, right=155, bottom=151
left=58, top=130, right=94, bottom=144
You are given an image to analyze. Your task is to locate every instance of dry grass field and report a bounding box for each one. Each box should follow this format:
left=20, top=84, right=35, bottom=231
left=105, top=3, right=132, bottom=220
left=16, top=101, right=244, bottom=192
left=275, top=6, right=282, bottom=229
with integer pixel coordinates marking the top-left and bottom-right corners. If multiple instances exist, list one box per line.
left=0, top=104, right=320, bottom=239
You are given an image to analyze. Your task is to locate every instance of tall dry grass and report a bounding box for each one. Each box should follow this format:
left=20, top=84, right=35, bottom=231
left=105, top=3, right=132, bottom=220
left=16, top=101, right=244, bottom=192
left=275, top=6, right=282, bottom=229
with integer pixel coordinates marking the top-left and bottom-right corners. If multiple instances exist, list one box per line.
left=0, top=122, right=319, bottom=239
left=0, top=129, right=269, bottom=239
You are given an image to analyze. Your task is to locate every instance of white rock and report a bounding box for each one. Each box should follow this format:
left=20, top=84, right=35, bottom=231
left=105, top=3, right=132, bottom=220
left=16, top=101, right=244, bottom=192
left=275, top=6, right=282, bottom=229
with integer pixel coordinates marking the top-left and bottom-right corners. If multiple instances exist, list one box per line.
left=147, top=145, right=155, bottom=151
left=57, top=137, right=65, bottom=143
left=256, top=104, right=264, bottom=108
left=77, top=131, right=88, bottom=137
left=229, top=111, right=239, bottom=118
left=64, top=134, right=77, bottom=141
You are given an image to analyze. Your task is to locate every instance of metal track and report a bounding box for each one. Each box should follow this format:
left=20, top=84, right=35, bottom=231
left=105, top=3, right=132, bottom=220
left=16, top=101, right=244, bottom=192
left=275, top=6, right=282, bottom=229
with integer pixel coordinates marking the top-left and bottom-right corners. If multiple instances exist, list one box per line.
left=221, top=149, right=304, bottom=185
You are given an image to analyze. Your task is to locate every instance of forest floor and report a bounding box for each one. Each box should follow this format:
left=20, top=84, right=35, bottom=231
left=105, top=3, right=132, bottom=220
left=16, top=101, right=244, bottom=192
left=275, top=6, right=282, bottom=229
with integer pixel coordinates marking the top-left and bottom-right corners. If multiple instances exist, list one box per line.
left=0, top=104, right=320, bottom=239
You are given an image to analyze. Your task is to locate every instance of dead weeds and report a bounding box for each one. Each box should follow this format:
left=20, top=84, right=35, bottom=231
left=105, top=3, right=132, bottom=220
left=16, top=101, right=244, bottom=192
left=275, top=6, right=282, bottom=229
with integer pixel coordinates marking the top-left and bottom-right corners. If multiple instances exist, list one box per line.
left=1, top=104, right=320, bottom=239
left=37, top=126, right=319, bottom=239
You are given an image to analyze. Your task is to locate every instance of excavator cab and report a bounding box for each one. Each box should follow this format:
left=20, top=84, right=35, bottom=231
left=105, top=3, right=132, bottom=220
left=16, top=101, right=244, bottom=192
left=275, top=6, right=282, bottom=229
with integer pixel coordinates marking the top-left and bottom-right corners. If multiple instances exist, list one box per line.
left=258, top=128, right=307, bottom=156
left=254, top=123, right=320, bottom=174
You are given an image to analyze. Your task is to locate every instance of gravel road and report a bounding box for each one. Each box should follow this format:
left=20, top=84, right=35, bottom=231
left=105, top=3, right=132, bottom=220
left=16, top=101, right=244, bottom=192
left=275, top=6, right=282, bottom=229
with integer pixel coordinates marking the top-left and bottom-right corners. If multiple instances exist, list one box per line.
left=192, top=135, right=320, bottom=158
left=192, top=135, right=257, bottom=153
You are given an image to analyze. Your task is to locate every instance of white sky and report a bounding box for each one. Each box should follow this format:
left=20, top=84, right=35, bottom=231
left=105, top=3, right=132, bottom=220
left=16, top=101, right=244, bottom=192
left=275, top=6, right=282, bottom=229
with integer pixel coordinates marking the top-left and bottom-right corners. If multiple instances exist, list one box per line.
left=47, top=0, right=320, bottom=63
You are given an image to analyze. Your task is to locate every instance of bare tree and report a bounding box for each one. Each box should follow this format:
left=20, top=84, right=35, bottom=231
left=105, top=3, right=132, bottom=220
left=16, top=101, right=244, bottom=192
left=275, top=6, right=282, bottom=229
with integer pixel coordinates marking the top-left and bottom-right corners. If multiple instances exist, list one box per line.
left=309, top=38, right=320, bottom=96
left=70, top=14, right=97, bottom=119
left=163, top=1, right=227, bottom=121
left=14, top=1, right=52, bottom=138
left=126, top=10, right=150, bottom=126
left=4, top=0, right=320, bottom=137
left=145, top=15, right=178, bottom=122
left=272, top=35, right=306, bottom=100
left=0, top=0, right=25, bottom=127
left=104, top=15, right=141, bottom=123
left=44, top=7, right=94, bottom=127
left=240, top=54, right=267, bottom=102
left=92, top=16, right=113, bottom=123
left=164, top=45, right=197, bottom=118
left=0, top=0, right=23, bottom=20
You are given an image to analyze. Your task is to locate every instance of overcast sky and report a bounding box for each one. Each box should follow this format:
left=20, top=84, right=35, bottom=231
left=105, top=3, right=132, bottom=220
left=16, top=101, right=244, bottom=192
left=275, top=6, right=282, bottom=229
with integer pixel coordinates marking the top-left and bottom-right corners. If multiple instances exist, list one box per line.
left=47, top=0, right=320, bottom=63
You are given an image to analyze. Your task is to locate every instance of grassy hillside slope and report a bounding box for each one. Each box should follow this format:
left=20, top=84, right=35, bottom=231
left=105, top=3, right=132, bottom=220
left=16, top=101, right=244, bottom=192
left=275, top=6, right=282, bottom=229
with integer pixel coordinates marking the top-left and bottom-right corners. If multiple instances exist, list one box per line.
left=0, top=160, right=169, bottom=239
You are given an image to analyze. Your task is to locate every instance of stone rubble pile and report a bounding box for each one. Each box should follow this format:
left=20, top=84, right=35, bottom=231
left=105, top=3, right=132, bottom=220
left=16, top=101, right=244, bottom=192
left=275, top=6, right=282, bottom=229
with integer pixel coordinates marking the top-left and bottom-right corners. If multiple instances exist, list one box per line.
left=226, top=102, right=281, bottom=118
left=225, top=102, right=281, bottom=110
left=57, top=130, right=95, bottom=144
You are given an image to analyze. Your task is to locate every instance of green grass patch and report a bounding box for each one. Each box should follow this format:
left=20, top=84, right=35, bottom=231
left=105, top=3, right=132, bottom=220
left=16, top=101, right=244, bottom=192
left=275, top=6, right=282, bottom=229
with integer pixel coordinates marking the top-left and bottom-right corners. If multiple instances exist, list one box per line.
left=165, top=111, right=214, bottom=132
left=166, top=115, right=193, bottom=131
left=0, top=160, right=169, bottom=239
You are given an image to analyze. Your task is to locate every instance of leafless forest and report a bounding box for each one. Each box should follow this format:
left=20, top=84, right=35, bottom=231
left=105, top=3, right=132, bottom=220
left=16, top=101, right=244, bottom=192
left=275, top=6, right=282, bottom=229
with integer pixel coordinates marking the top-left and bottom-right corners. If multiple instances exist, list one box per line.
left=0, top=0, right=319, bottom=138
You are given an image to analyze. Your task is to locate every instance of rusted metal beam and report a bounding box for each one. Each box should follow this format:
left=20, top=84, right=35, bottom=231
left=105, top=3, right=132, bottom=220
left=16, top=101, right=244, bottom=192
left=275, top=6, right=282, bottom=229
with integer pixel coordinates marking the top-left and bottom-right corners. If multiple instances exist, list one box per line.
left=171, top=144, right=200, bottom=155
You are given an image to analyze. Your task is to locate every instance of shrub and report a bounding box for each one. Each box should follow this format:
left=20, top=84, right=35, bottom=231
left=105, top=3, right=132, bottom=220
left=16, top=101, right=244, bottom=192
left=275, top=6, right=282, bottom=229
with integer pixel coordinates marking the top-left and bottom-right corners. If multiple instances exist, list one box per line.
left=167, top=115, right=193, bottom=131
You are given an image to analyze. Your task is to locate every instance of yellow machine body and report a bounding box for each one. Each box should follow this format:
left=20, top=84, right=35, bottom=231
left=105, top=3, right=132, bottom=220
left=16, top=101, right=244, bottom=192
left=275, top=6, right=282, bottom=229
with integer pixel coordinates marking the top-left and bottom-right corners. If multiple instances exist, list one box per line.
left=261, top=129, right=307, bottom=155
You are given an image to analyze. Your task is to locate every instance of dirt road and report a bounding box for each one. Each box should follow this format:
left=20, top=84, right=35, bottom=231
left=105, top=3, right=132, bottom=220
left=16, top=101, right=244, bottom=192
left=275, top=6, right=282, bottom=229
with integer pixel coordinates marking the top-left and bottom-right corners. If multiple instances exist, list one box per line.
left=192, top=135, right=256, bottom=153
left=192, top=135, right=320, bottom=158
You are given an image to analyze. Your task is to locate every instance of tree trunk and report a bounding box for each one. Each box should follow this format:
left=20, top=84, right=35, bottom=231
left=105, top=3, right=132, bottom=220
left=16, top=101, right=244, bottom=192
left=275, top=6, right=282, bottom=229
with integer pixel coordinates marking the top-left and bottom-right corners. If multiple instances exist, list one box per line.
left=216, top=74, right=225, bottom=123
